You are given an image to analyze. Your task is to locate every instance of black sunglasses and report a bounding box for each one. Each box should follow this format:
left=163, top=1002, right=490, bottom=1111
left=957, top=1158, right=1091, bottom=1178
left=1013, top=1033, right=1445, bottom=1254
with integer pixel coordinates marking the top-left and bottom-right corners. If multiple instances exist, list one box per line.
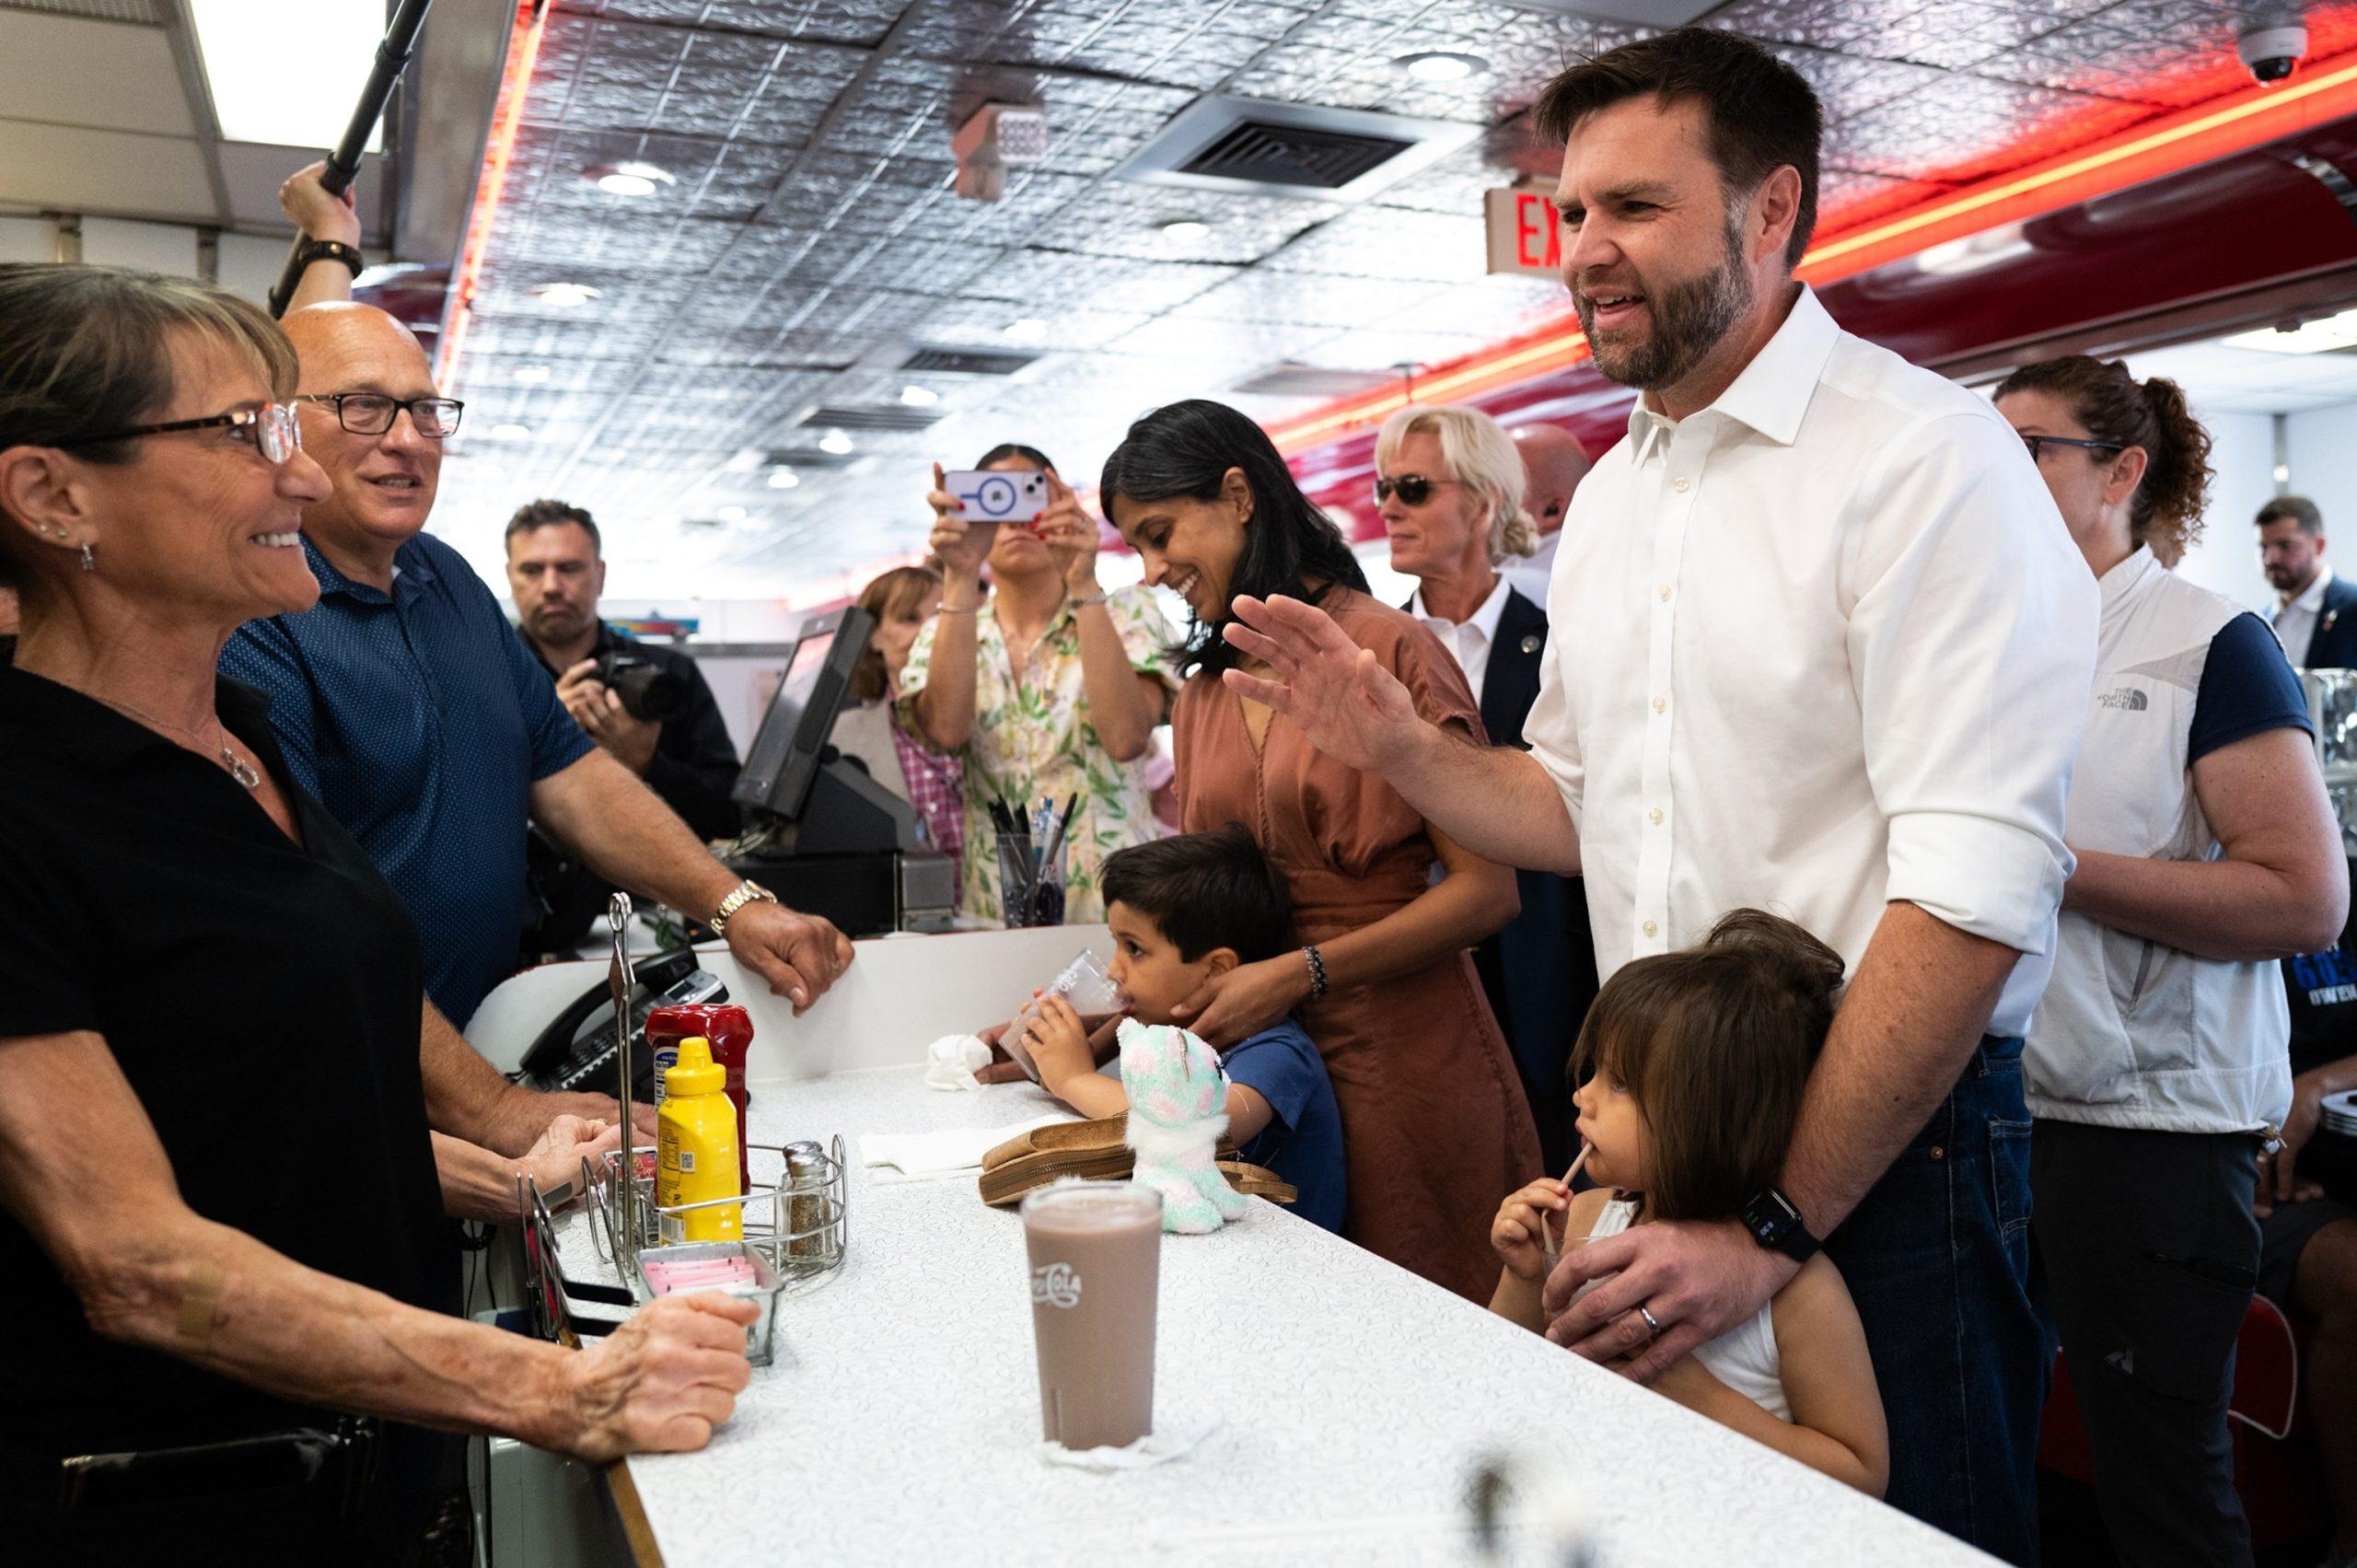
left=1372, top=473, right=1463, bottom=506
left=2021, top=434, right=2124, bottom=463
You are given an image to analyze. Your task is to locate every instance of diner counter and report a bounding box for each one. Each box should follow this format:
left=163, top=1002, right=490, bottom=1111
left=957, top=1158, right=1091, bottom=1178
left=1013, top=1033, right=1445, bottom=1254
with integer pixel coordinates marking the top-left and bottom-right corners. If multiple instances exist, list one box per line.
left=542, top=1062, right=1995, bottom=1567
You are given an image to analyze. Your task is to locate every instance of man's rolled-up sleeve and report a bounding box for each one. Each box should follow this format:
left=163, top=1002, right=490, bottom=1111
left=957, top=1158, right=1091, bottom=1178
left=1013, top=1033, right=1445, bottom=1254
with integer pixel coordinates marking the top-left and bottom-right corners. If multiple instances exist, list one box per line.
left=1848, top=408, right=2098, bottom=958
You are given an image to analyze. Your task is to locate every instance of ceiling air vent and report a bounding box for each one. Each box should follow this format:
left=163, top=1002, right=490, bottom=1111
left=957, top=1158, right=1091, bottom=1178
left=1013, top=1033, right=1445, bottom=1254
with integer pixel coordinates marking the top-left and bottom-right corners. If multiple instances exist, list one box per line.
left=761, top=447, right=859, bottom=470
left=1183, top=122, right=1411, bottom=192
left=900, top=347, right=1039, bottom=377
left=1121, top=97, right=1478, bottom=203
left=1232, top=364, right=1403, bottom=400
left=795, top=404, right=945, bottom=434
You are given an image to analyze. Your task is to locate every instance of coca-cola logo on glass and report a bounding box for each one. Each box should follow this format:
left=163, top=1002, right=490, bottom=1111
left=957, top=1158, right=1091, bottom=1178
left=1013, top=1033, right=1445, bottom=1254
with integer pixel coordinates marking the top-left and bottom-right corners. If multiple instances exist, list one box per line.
left=1030, top=1261, right=1083, bottom=1308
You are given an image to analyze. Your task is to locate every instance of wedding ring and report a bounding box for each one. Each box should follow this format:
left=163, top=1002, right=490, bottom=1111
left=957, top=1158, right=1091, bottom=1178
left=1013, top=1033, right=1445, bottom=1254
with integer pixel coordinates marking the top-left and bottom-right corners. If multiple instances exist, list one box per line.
left=1637, top=1305, right=1662, bottom=1339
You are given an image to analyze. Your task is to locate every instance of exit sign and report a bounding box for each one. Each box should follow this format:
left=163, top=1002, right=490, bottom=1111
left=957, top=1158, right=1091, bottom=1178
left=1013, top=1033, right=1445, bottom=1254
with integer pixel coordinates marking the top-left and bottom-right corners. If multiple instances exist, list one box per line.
left=1484, top=186, right=1562, bottom=277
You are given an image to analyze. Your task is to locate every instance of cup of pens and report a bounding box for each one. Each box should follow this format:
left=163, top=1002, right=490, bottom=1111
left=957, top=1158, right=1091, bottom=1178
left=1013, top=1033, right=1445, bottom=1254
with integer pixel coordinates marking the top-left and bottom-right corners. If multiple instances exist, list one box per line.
left=990, top=792, right=1081, bottom=929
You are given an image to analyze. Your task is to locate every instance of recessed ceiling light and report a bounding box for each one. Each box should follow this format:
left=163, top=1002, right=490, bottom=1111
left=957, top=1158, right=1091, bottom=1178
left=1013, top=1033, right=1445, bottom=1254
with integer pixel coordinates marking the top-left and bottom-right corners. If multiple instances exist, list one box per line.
left=513, top=364, right=552, bottom=385
left=189, top=0, right=384, bottom=150
left=2225, top=308, right=2357, bottom=354
left=529, top=282, right=600, bottom=308
left=588, top=162, right=674, bottom=197
left=900, top=385, right=941, bottom=407
left=716, top=505, right=749, bottom=522
left=1160, top=217, right=1210, bottom=241
left=490, top=422, right=532, bottom=440
left=1004, top=318, right=1049, bottom=343
left=767, top=468, right=801, bottom=490
left=819, top=429, right=856, bottom=456
left=1395, top=51, right=1486, bottom=82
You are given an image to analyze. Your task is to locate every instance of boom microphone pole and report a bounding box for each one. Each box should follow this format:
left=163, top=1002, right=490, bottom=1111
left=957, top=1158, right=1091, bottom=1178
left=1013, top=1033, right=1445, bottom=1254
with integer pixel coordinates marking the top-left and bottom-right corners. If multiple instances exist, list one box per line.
left=265, top=0, right=437, bottom=318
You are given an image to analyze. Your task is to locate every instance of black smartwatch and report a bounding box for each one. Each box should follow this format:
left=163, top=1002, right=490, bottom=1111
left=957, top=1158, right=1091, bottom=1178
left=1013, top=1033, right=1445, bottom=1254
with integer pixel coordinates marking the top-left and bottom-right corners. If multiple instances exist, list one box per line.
left=294, top=237, right=364, bottom=277
left=1741, top=1187, right=1820, bottom=1263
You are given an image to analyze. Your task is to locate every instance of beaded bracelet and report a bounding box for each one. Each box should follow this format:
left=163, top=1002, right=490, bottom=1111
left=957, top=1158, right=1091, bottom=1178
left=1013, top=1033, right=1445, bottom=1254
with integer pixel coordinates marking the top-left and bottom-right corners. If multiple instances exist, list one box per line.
left=1302, top=944, right=1329, bottom=1002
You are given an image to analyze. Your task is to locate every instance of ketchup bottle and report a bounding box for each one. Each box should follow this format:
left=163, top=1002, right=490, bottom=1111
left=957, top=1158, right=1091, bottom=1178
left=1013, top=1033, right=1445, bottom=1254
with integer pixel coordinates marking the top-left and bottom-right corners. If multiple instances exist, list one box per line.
left=645, top=1003, right=754, bottom=1194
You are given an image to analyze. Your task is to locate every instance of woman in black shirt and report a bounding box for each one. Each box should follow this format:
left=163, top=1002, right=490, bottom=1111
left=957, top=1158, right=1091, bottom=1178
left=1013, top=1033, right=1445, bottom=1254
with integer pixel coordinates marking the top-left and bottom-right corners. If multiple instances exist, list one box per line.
left=0, top=264, right=756, bottom=1559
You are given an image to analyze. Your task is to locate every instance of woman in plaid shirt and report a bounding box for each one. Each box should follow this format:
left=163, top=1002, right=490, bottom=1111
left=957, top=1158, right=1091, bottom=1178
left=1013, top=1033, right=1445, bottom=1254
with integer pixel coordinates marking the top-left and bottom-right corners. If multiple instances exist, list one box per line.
left=834, top=564, right=966, bottom=900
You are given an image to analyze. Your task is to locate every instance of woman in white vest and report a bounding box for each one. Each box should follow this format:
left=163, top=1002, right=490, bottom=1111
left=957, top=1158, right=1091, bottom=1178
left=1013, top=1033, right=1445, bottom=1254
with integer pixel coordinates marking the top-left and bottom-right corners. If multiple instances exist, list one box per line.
left=1996, top=357, right=2347, bottom=1568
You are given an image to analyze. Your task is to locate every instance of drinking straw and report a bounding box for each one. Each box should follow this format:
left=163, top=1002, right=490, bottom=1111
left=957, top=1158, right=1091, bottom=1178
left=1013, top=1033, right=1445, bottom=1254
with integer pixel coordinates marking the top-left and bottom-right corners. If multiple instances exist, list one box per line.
left=1541, top=1143, right=1592, bottom=1267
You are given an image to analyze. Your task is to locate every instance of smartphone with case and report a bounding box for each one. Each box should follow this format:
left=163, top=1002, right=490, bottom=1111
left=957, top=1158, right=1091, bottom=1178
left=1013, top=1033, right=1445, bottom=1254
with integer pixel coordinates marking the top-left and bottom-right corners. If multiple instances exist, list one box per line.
left=944, top=468, right=1049, bottom=524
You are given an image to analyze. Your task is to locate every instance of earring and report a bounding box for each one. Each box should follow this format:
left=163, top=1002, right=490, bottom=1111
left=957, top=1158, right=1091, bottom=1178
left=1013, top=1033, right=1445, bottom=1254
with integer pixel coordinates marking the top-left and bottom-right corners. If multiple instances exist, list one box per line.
left=79, top=540, right=94, bottom=573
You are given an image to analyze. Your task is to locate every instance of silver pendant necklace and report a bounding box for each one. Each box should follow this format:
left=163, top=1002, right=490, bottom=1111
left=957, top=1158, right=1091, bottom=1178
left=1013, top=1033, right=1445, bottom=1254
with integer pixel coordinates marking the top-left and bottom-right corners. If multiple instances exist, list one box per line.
left=76, top=688, right=260, bottom=790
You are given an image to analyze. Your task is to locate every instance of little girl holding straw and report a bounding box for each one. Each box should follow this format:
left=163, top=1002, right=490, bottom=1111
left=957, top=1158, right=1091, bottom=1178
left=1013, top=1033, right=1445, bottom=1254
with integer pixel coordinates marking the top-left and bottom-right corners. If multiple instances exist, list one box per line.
left=1489, top=910, right=1888, bottom=1495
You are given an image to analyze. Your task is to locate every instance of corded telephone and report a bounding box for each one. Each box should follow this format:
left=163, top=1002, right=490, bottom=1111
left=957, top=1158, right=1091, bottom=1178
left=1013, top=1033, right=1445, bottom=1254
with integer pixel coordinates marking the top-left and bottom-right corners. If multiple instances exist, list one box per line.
left=517, top=949, right=728, bottom=1098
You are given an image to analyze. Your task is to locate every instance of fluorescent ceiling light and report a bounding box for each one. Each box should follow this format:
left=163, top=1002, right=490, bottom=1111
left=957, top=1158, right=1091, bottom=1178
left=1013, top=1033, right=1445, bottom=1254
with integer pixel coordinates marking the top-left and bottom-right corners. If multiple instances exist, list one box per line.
left=2225, top=308, right=2357, bottom=354
left=1395, top=52, right=1485, bottom=82
left=190, top=0, right=386, bottom=151
left=1913, top=224, right=2032, bottom=276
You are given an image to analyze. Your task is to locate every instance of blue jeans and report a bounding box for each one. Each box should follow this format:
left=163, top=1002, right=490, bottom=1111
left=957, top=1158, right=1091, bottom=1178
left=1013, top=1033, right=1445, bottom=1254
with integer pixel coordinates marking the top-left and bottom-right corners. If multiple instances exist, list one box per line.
left=1822, top=1035, right=2045, bottom=1565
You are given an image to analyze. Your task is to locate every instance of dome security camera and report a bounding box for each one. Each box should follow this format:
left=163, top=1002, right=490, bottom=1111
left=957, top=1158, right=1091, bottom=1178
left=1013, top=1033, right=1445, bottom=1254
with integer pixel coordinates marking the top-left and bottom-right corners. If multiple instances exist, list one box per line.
left=2239, top=17, right=2309, bottom=84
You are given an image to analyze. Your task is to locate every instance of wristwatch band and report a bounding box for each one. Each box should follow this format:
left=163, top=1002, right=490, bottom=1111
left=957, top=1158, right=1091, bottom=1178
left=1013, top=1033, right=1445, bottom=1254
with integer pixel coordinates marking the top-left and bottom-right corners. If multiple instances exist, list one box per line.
left=294, top=237, right=365, bottom=277
left=1741, top=1186, right=1821, bottom=1264
left=708, top=879, right=776, bottom=936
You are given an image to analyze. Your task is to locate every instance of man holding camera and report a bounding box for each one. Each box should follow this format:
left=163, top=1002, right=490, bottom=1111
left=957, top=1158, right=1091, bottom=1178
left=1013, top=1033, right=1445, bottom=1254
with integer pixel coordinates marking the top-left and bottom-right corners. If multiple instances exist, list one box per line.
left=505, top=500, right=739, bottom=840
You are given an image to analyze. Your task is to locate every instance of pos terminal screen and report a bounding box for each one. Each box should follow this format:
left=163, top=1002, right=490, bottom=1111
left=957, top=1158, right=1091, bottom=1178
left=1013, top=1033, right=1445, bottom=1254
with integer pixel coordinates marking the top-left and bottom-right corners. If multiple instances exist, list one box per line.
left=730, top=606, right=870, bottom=819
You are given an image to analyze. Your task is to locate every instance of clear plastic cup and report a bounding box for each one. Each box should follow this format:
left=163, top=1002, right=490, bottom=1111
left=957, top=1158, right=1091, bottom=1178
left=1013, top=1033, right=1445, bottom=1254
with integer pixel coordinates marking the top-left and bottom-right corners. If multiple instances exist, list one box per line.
left=1002, top=949, right=1129, bottom=1083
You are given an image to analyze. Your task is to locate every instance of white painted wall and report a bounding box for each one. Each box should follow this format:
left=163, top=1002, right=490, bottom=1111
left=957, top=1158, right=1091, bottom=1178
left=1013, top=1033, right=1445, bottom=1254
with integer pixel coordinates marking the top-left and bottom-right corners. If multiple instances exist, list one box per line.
left=2174, top=407, right=2278, bottom=616
left=2284, top=403, right=2357, bottom=600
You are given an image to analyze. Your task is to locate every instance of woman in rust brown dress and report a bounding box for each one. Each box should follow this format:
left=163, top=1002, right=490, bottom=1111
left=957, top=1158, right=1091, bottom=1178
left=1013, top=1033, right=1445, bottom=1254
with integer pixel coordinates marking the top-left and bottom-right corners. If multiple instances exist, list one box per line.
left=1100, top=400, right=1542, bottom=1300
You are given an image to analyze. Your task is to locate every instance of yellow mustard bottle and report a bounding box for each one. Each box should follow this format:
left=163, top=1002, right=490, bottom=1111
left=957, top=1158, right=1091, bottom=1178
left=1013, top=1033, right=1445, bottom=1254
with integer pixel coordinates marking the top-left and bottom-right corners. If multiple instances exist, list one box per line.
left=656, top=1037, right=742, bottom=1243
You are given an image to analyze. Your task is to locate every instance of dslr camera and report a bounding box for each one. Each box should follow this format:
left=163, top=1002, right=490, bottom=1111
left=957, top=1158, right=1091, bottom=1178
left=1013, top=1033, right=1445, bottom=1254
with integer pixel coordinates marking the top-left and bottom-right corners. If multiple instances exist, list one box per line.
left=594, top=651, right=687, bottom=723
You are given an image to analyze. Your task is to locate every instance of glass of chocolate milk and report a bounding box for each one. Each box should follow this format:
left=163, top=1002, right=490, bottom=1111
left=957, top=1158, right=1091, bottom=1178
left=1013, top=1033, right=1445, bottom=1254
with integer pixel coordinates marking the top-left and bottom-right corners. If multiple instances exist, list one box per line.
left=1019, top=1181, right=1162, bottom=1449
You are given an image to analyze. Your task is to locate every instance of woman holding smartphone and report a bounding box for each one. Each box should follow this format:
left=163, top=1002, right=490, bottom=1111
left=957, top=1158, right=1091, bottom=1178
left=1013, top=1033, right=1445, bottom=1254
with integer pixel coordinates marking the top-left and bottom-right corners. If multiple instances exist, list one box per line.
left=900, top=443, right=1178, bottom=923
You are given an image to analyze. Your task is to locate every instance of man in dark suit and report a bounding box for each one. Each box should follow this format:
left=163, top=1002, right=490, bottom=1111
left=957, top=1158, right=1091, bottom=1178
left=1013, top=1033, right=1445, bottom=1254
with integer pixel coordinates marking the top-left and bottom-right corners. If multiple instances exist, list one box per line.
left=2261, top=495, right=2357, bottom=668
left=1382, top=408, right=1600, bottom=1171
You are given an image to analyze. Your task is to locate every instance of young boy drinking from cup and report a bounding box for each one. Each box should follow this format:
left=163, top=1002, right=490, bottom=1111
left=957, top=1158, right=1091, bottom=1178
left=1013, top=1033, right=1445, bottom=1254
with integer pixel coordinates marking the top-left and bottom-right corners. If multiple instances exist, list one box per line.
left=1019, top=827, right=1346, bottom=1232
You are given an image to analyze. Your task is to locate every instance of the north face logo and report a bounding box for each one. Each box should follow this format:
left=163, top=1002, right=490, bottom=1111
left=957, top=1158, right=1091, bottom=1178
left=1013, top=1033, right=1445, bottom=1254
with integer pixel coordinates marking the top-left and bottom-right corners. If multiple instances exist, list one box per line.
left=2097, top=687, right=2148, bottom=711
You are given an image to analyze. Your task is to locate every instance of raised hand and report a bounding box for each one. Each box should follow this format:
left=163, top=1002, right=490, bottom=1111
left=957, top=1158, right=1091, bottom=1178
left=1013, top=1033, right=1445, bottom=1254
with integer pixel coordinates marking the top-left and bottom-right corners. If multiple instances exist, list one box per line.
left=927, top=461, right=997, bottom=580
left=1219, top=594, right=1425, bottom=775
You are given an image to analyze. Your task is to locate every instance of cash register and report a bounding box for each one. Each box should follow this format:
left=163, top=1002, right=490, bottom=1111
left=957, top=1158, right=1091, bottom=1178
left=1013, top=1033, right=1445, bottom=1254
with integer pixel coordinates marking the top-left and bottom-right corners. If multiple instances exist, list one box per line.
left=724, top=606, right=957, bottom=936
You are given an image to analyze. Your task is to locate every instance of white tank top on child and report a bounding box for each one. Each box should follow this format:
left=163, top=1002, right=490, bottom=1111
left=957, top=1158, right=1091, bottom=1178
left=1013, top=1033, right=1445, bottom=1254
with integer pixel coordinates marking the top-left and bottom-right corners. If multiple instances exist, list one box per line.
left=1579, top=1197, right=1790, bottom=1422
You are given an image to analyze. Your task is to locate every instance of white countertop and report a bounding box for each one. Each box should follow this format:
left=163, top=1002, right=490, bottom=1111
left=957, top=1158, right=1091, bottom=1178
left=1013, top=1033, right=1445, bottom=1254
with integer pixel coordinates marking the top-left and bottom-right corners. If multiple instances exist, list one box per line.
left=547, top=1065, right=1993, bottom=1568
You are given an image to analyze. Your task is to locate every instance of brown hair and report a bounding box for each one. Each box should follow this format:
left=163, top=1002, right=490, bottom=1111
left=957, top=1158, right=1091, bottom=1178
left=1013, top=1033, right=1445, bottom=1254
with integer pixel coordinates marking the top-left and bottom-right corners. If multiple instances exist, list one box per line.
left=0, top=263, right=297, bottom=590
left=1568, top=910, right=1844, bottom=1223
left=1530, top=29, right=1823, bottom=268
left=1995, top=355, right=2214, bottom=562
left=850, top=563, right=943, bottom=703
left=506, top=497, right=601, bottom=554
left=2258, top=494, right=2323, bottom=536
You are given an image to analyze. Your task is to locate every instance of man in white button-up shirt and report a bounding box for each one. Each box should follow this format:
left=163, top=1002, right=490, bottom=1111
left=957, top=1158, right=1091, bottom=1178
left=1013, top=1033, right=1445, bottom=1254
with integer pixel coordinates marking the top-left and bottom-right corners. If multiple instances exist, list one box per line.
left=1225, top=30, right=2095, bottom=1563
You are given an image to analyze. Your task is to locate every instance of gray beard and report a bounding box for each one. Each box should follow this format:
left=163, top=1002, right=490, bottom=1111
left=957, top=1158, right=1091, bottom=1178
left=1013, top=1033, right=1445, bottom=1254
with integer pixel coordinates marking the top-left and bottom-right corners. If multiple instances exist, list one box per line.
left=1575, top=219, right=1754, bottom=393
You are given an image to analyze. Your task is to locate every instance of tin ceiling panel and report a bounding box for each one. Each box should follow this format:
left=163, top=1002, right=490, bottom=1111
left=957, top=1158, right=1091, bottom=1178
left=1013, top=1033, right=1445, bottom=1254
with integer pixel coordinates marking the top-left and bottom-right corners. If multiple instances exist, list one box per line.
left=431, top=0, right=2357, bottom=599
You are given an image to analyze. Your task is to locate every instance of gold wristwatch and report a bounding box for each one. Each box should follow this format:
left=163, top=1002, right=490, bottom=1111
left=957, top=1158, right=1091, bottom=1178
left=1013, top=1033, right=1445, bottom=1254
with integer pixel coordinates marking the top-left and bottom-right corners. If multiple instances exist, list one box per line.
left=708, top=879, right=777, bottom=936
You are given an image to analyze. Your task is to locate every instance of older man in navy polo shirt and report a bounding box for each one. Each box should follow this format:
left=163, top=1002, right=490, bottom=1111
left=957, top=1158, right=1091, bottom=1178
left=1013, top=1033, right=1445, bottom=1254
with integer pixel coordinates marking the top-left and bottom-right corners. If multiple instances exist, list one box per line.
left=224, top=304, right=850, bottom=1032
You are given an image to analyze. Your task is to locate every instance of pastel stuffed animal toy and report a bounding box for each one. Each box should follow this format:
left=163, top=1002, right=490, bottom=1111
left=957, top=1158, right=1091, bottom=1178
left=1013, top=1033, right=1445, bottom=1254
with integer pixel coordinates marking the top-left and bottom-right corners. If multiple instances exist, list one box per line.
left=1119, top=1018, right=1248, bottom=1234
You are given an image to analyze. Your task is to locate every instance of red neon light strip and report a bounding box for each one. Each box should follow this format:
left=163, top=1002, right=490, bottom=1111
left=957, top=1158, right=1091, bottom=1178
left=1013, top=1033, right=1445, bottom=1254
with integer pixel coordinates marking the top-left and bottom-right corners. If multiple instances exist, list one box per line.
left=1265, top=52, right=2357, bottom=456
left=436, top=0, right=548, bottom=384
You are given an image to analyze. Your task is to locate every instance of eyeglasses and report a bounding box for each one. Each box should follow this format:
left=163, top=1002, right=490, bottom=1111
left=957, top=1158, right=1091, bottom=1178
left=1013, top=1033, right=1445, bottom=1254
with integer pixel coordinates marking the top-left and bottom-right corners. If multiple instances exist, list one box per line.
left=300, top=392, right=465, bottom=438
left=2021, top=434, right=2123, bottom=463
left=57, top=401, right=304, bottom=464
left=1372, top=473, right=1463, bottom=506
